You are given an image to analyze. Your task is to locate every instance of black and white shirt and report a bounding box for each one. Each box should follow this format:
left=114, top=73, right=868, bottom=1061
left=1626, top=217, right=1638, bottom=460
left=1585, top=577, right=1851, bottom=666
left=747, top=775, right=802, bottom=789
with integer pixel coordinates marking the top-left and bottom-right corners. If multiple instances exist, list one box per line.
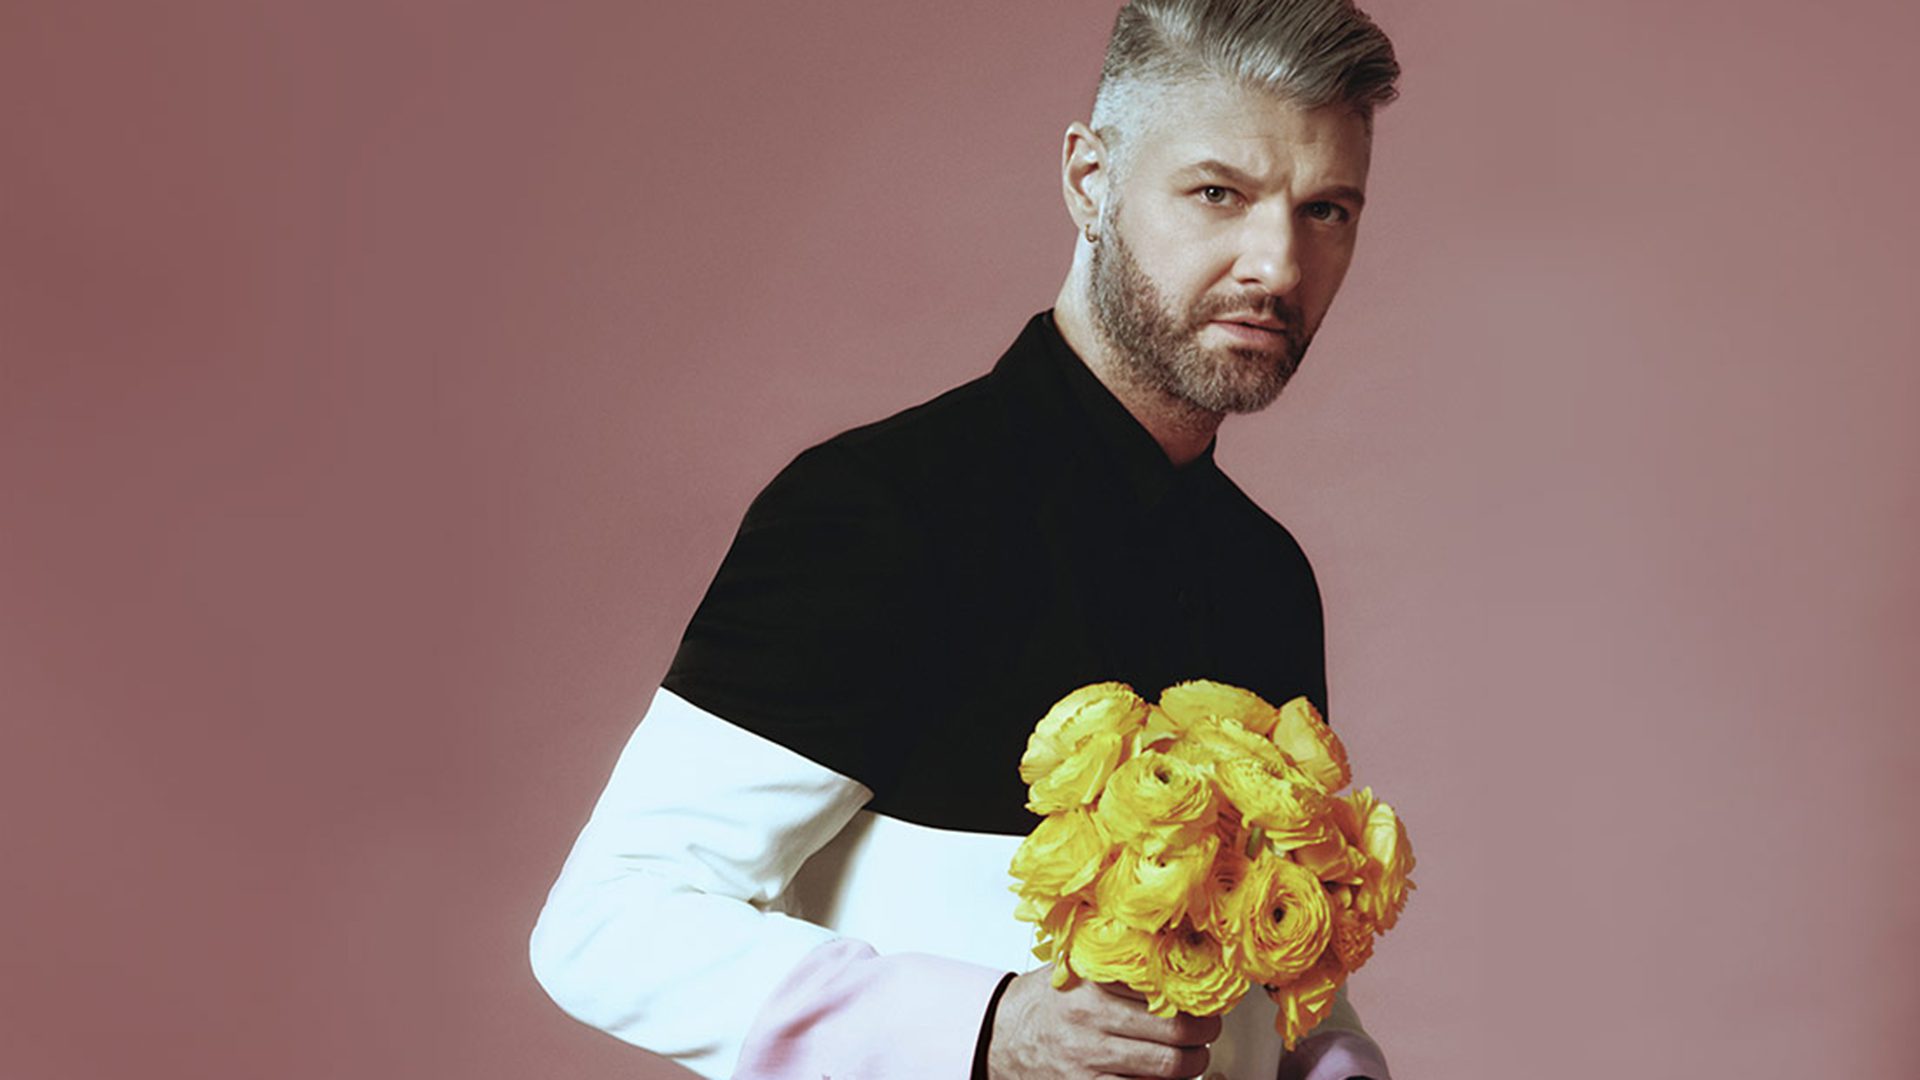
left=530, top=311, right=1388, bottom=1080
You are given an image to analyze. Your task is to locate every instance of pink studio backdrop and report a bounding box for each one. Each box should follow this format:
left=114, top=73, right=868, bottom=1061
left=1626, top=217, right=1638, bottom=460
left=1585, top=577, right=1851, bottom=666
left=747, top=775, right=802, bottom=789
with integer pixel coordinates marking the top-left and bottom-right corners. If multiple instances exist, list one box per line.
left=4, top=2, right=1917, bottom=1078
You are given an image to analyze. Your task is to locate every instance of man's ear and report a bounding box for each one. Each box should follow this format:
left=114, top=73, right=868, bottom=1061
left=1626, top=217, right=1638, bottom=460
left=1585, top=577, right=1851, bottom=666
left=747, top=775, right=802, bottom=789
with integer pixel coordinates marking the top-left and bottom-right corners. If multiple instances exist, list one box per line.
left=1061, top=121, right=1110, bottom=235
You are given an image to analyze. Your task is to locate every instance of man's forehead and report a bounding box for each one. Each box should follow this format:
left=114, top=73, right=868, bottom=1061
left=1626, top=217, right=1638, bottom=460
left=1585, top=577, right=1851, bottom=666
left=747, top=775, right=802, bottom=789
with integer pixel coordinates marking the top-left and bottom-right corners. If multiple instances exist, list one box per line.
left=1127, top=79, right=1373, bottom=184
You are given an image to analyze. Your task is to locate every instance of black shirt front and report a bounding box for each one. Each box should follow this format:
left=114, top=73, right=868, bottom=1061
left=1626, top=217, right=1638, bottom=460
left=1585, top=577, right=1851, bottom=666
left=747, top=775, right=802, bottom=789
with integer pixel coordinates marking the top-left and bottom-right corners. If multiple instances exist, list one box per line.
left=665, top=310, right=1328, bottom=836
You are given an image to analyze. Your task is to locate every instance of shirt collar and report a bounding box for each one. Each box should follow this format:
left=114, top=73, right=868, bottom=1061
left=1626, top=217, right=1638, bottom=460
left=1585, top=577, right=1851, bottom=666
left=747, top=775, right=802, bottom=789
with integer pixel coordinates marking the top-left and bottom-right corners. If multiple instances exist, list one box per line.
left=993, top=310, right=1220, bottom=512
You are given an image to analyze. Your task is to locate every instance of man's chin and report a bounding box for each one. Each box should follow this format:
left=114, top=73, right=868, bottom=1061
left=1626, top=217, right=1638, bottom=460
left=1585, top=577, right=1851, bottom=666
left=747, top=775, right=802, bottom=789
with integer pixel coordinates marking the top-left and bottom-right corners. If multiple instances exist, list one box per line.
left=1216, top=383, right=1291, bottom=415
left=1189, top=349, right=1296, bottom=414
left=1173, top=376, right=1289, bottom=416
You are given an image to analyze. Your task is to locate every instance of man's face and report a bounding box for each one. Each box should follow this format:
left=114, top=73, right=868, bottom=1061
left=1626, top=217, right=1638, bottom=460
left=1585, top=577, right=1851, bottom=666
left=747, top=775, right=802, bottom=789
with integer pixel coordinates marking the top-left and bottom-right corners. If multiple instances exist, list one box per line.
left=1087, top=78, right=1373, bottom=414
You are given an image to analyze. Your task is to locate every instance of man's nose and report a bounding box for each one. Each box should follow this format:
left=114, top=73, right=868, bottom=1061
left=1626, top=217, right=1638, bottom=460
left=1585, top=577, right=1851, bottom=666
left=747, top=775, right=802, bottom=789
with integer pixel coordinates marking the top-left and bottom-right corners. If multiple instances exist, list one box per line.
left=1232, top=208, right=1302, bottom=296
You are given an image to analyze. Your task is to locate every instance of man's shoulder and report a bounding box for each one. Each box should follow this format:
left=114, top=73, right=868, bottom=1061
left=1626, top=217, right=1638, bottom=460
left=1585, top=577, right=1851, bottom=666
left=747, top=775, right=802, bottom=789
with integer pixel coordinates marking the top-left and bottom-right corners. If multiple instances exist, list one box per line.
left=1210, top=467, right=1322, bottom=576
left=830, top=366, right=1002, bottom=450
left=760, top=364, right=1024, bottom=513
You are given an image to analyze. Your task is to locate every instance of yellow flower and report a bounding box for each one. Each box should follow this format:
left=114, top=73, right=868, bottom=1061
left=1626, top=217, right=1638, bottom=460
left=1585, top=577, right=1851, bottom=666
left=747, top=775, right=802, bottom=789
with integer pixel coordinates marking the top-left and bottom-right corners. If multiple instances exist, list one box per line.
left=1313, top=797, right=1384, bottom=888
left=1015, top=891, right=1088, bottom=973
left=1266, top=955, right=1345, bottom=1051
left=1329, top=903, right=1376, bottom=971
left=1093, top=833, right=1219, bottom=933
left=1290, top=832, right=1367, bottom=886
left=1213, top=756, right=1340, bottom=854
left=1020, top=682, right=1146, bottom=814
left=1327, top=790, right=1365, bottom=846
left=1220, top=853, right=1332, bottom=984
left=1009, top=808, right=1111, bottom=898
left=1158, top=679, right=1280, bottom=736
left=1346, top=788, right=1416, bottom=932
left=1270, top=696, right=1350, bottom=793
left=1012, top=677, right=1414, bottom=1030
left=1129, top=704, right=1180, bottom=755
left=1066, top=911, right=1162, bottom=990
left=1165, top=715, right=1292, bottom=777
left=1094, top=750, right=1218, bottom=855
left=1197, top=829, right=1249, bottom=936
left=1153, top=923, right=1249, bottom=1017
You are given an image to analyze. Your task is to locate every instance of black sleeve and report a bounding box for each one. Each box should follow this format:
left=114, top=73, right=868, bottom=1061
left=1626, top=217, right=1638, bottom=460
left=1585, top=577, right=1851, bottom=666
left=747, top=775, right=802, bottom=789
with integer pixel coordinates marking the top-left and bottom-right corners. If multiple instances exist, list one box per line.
left=1264, top=504, right=1331, bottom=726
left=663, top=441, right=931, bottom=793
left=969, top=971, right=1018, bottom=1080
left=1299, top=541, right=1331, bottom=726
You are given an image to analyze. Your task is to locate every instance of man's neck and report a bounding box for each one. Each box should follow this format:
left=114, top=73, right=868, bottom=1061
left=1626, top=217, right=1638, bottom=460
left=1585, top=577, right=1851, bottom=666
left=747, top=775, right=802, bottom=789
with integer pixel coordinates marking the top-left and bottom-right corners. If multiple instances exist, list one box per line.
left=1051, top=286, right=1224, bottom=468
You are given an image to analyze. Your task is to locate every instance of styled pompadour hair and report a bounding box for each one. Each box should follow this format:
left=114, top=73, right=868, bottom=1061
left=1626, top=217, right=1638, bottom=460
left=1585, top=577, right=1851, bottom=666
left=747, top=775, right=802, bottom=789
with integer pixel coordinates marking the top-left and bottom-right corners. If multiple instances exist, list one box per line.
left=1091, top=0, right=1401, bottom=165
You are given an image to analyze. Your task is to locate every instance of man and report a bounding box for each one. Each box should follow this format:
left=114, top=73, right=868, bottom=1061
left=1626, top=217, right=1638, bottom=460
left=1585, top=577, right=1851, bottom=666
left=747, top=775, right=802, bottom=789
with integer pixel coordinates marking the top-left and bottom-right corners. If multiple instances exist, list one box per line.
left=530, top=2, right=1401, bottom=1077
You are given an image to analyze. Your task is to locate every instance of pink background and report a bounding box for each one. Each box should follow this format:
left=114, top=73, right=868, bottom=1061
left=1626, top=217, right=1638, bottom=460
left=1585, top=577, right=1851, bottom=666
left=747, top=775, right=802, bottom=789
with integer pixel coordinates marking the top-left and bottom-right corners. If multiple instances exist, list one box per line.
left=5, top=2, right=1917, bottom=1077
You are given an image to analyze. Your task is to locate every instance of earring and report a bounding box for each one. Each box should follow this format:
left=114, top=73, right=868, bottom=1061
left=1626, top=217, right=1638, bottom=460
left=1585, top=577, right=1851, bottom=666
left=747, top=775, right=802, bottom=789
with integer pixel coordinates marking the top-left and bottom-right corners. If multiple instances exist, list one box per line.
left=1083, top=222, right=1099, bottom=244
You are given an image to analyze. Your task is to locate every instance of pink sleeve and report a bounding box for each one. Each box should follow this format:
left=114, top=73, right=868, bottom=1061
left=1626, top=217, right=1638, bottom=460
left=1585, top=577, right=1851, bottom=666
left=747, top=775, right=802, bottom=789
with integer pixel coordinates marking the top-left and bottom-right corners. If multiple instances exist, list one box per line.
left=733, top=937, right=1012, bottom=1080
left=1279, top=1026, right=1393, bottom=1080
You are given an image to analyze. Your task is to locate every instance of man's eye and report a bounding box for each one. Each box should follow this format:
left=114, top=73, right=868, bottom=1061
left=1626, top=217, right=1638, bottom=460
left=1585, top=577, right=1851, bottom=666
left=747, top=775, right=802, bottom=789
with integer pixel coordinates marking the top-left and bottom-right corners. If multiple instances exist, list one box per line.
left=1305, top=201, right=1351, bottom=224
left=1198, top=186, right=1234, bottom=205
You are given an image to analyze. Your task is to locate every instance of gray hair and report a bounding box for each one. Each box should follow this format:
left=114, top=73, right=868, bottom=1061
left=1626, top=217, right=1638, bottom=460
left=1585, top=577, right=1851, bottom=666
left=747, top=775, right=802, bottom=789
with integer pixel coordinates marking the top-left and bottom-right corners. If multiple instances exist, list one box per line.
left=1091, top=0, right=1401, bottom=167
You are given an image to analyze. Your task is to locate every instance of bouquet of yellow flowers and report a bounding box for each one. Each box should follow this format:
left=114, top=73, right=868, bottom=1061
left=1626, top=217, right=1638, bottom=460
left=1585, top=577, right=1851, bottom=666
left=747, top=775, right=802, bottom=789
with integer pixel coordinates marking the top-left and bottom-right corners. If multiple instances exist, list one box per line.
left=1009, top=680, right=1414, bottom=1050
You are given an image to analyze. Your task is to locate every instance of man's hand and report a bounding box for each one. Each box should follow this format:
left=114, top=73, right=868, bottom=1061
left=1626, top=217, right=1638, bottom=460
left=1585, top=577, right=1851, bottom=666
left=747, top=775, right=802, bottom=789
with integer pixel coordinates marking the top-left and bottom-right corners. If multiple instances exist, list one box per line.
left=986, top=964, right=1222, bottom=1080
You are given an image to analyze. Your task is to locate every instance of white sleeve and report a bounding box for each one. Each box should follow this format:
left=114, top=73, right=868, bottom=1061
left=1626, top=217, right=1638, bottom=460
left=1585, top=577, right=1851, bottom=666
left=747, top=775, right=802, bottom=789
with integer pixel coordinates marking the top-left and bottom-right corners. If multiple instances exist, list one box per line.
left=527, top=686, right=873, bottom=1079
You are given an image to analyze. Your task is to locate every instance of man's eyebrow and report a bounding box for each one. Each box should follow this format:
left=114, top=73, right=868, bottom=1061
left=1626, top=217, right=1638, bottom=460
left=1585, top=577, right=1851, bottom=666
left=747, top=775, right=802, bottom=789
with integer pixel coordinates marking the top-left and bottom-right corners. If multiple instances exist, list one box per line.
left=1176, top=159, right=1264, bottom=188
left=1175, top=159, right=1368, bottom=208
left=1316, top=184, right=1368, bottom=209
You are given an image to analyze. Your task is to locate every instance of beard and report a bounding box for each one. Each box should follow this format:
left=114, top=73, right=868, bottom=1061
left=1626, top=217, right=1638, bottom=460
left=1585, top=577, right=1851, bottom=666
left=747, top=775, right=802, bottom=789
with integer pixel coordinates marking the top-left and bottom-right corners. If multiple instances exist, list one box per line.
left=1087, top=209, right=1312, bottom=415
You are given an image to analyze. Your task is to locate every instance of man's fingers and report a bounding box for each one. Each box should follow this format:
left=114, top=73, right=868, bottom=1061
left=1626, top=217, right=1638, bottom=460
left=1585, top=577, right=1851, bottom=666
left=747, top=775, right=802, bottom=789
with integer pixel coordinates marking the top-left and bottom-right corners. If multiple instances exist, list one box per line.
left=1181, top=1010, right=1224, bottom=1046
left=1088, top=1034, right=1212, bottom=1079
left=1090, top=994, right=1222, bottom=1048
left=1094, top=978, right=1148, bottom=1002
left=990, top=966, right=1228, bottom=1080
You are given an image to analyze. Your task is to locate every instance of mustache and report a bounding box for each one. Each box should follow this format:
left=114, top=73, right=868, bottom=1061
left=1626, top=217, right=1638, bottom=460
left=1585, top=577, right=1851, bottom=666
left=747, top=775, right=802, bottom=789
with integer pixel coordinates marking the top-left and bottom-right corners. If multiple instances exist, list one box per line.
left=1195, top=291, right=1303, bottom=328
left=1193, top=292, right=1307, bottom=350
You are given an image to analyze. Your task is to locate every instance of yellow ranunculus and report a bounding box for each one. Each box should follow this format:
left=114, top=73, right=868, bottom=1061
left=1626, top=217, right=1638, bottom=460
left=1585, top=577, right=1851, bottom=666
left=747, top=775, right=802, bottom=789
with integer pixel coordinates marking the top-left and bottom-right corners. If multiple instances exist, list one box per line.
left=1020, top=683, right=1147, bottom=814
left=1066, top=911, right=1162, bottom=989
left=1270, top=696, right=1351, bottom=793
left=1153, top=923, right=1249, bottom=1017
left=1221, top=853, right=1332, bottom=984
left=1012, top=889, right=1062, bottom=936
left=1129, top=704, right=1180, bottom=755
left=1327, top=789, right=1365, bottom=846
left=1093, top=833, right=1219, bottom=933
left=1165, top=715, right=1292, bottom=777
left=1026, top=731, right=1125, bottom=814
left=1012, top=677, right=1413, bottom=1032
left=1094, top=750, right=1218, bottom=855
left=1021, top=682, right=1147, bottom=782
left=1196, top=822, right=1249, bottom=935
left=1158, top=679, right=1280, bottom=736
left=1347, top=788, right=1416, bottom=932
left=1290, top=834, right=1367, bottom=886
left=1329, top=903, right=1376, bottom=971
left=1266, top=954, right=1345, bottom=1051
left=1009, top=807, right=1111, bottom=899
left=1015, top=891, right=1088, bottom=975
left=1212, top=756, right=1340, bottom=854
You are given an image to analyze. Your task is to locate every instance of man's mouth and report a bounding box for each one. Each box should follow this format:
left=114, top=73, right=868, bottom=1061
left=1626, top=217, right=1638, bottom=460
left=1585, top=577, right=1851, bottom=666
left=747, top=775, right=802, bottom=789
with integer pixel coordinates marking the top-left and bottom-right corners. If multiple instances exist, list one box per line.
left=1209, top=317, right=1289, bottom=340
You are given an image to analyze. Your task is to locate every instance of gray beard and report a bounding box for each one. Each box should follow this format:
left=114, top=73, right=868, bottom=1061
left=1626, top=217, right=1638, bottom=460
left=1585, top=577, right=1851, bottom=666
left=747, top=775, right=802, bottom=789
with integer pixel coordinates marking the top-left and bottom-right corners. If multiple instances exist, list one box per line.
left=1087, top=217, right=1309, bottom=415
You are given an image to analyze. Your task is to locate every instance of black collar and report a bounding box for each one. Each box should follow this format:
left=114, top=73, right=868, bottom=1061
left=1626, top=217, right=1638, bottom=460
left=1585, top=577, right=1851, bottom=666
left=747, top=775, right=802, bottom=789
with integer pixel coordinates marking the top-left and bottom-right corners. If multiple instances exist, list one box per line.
left=991, top=310, right=1222, bottom=513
